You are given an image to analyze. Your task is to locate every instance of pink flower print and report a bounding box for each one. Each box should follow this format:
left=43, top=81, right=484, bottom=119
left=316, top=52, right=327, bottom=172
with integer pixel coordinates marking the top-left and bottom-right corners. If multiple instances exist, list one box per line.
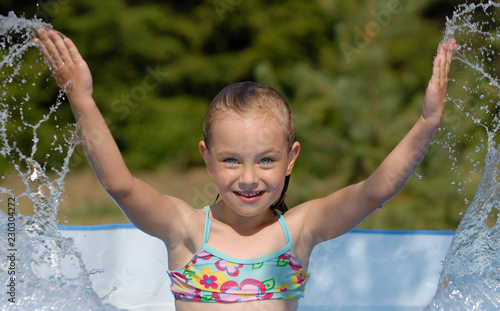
left=214, top=279, right=273, bottom=303
left=278, top=249, right=302, bottom=270
left=200, top=274, right=219, bottom=289
left=215, top=260, right=243, bottom=276
left=195, top=249, right=213, bottom=261
left=168, top=271, right=201, bottom=301
left=213, top=280, right=240, bottom=303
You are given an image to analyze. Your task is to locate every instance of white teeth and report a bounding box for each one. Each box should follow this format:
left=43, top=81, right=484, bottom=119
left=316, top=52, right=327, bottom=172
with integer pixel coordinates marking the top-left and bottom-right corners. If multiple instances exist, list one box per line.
left=238, top=192, right=260, bottom=197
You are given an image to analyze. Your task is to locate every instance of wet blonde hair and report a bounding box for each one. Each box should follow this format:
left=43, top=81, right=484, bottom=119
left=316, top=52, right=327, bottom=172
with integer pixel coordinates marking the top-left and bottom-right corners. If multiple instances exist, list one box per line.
left=203, top=81, right=296, bottom=213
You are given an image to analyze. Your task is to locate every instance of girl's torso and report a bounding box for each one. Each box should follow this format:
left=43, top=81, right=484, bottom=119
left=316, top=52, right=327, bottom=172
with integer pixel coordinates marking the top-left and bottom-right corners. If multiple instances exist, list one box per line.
left=166, top=206, right=310, bottom=306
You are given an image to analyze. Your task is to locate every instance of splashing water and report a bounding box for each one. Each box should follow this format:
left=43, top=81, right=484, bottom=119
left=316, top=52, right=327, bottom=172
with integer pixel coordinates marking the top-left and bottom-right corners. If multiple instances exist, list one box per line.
left=0, top=12, right=118, bottom=310
left=426, top=1, right=500, bottom=309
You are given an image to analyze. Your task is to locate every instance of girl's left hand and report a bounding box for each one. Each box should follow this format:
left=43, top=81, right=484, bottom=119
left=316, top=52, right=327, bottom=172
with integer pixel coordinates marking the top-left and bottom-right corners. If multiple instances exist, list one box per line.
left=423, top=38, right=457, bottom=122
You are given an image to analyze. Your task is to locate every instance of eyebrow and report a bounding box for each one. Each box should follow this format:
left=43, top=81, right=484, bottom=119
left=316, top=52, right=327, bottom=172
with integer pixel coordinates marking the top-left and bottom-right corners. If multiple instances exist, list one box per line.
left=214, top=148, right=282, bottom=157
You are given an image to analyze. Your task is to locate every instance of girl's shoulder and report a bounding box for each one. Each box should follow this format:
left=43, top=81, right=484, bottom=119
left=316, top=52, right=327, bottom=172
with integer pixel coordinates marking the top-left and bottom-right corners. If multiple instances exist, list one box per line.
left=282, top=203, right=311, bottom=236
left=281, top=203, right=319, bottom=269
left=283, top=201, right=313, bottom=222
left=163, top=204, right=208, bottom=269
left=158, top=200, right=206, bottom=244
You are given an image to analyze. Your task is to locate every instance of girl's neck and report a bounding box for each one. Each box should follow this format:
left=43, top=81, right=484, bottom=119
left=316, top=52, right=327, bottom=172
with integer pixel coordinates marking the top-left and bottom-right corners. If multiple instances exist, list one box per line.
left=211, top=202, right=277, bottom=236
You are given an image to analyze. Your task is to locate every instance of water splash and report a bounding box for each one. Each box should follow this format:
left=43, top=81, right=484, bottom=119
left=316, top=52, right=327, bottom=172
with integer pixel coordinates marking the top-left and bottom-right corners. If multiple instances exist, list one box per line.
left=426, top=1, right=500, bottom=309
left=0, top=12, right=118, bottom=310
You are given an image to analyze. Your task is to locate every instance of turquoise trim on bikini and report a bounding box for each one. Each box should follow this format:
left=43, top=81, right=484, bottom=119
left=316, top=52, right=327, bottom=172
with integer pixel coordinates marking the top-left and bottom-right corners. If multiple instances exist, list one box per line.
left=201, top=243, right=293, bottom=265
left=203, top=205, right=211, bottom=243
left=167, top=205, right=310, bottom=302
left=201, top=205, right=294, bottom=264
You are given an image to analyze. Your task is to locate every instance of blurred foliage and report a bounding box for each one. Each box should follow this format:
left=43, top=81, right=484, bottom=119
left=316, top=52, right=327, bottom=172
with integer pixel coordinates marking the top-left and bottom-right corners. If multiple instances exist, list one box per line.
left=0, top=0, right=494, bottom=230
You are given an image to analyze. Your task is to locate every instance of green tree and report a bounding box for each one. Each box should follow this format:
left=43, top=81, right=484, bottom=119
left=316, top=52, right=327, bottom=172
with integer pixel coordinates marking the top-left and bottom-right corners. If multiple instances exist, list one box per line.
left=1, top=0, right=489, bottom=229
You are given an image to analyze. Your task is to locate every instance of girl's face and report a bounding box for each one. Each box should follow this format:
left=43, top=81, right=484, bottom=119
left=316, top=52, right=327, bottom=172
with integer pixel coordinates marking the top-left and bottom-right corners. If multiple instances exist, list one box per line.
left=199, top=112, right=300, bottom=218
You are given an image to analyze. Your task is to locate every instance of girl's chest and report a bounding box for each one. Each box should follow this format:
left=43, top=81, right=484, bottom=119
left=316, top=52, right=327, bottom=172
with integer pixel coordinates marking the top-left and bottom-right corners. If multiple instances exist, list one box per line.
left=206, top=220, right=288, bottom=260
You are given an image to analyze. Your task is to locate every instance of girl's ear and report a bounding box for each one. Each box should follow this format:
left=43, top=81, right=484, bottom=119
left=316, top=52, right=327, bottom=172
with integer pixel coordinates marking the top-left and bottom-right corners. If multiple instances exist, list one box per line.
left=199, top=141, right=213, bottom=175
left=286, top=141, right=301, bottom=175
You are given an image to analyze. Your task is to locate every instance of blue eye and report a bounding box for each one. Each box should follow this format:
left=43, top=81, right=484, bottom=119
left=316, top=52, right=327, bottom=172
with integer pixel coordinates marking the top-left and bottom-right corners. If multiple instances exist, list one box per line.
left=261, top=158, right=274, bottom=165
left=224, top=158, right=238, bottom=165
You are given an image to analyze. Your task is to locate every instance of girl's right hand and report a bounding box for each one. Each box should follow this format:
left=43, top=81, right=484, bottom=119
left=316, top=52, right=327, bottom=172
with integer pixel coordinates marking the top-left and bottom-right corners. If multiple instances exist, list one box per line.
left=34, top=28, right=93, bottom=101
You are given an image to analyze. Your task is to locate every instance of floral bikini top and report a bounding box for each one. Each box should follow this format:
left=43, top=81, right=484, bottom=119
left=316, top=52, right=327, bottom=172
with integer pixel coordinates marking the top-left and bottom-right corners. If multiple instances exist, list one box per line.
left=167, top=206, right=310, bottom=303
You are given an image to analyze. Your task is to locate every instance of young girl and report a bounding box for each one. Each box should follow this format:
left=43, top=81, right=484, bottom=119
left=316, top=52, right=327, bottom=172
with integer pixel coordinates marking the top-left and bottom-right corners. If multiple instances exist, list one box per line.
left=34, top=28, right=456, bottom=310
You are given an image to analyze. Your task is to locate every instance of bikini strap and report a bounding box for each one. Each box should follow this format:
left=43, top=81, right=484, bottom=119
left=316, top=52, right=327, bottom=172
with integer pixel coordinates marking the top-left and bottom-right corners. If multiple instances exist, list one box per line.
left=204, top=207, right=290, bottom=244
left=203, top=206, right=211, bottom=244
left=274, top=209, right=292, bottom=244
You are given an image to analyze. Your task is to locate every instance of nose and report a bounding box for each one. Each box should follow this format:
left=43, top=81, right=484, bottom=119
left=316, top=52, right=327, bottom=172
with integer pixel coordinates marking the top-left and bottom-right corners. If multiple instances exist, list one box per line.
left=239, top=165, right=258, bottom=189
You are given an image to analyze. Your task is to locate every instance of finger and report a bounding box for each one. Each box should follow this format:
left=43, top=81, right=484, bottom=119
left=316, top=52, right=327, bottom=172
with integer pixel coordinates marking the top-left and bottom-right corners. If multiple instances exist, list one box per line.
left=34, top=30, right=49, bottom=58
left=448, top=38, right=457, bottom=54
left=37, top=28, right=59, bottom=68
left=48, top=29, right=71, bottom=65
left=34, top=36, right=56, bottom=71
left=437, top=42, right=449, bottom=93
left=439, top=44, right=448, bottom=90
left=431, top=47, right=443, bottom=88
left=64, top=37, right=84, bottom=64
left=443, top=51, right=451, bottom=91
left=443, top=39, right=456, bottom=64
left=442, top=39, right=456, bottom=91
left=33, top=37, right=43, bottom=53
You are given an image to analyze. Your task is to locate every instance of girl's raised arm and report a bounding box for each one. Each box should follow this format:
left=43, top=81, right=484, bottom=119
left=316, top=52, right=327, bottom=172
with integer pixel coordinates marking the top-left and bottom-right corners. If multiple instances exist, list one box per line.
left=298, top=39, right=457, bottom=245
left=34, top=29, right=193, bottom=241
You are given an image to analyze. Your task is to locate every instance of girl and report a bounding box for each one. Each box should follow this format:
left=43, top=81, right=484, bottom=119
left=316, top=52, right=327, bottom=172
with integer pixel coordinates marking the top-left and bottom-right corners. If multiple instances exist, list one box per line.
left=34, top=28, right=455, bottom=310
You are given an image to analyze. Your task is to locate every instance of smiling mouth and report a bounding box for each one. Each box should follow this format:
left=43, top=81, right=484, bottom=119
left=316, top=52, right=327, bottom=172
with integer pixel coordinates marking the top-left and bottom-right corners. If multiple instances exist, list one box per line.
left=235, top=191, right=264, bottom=198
